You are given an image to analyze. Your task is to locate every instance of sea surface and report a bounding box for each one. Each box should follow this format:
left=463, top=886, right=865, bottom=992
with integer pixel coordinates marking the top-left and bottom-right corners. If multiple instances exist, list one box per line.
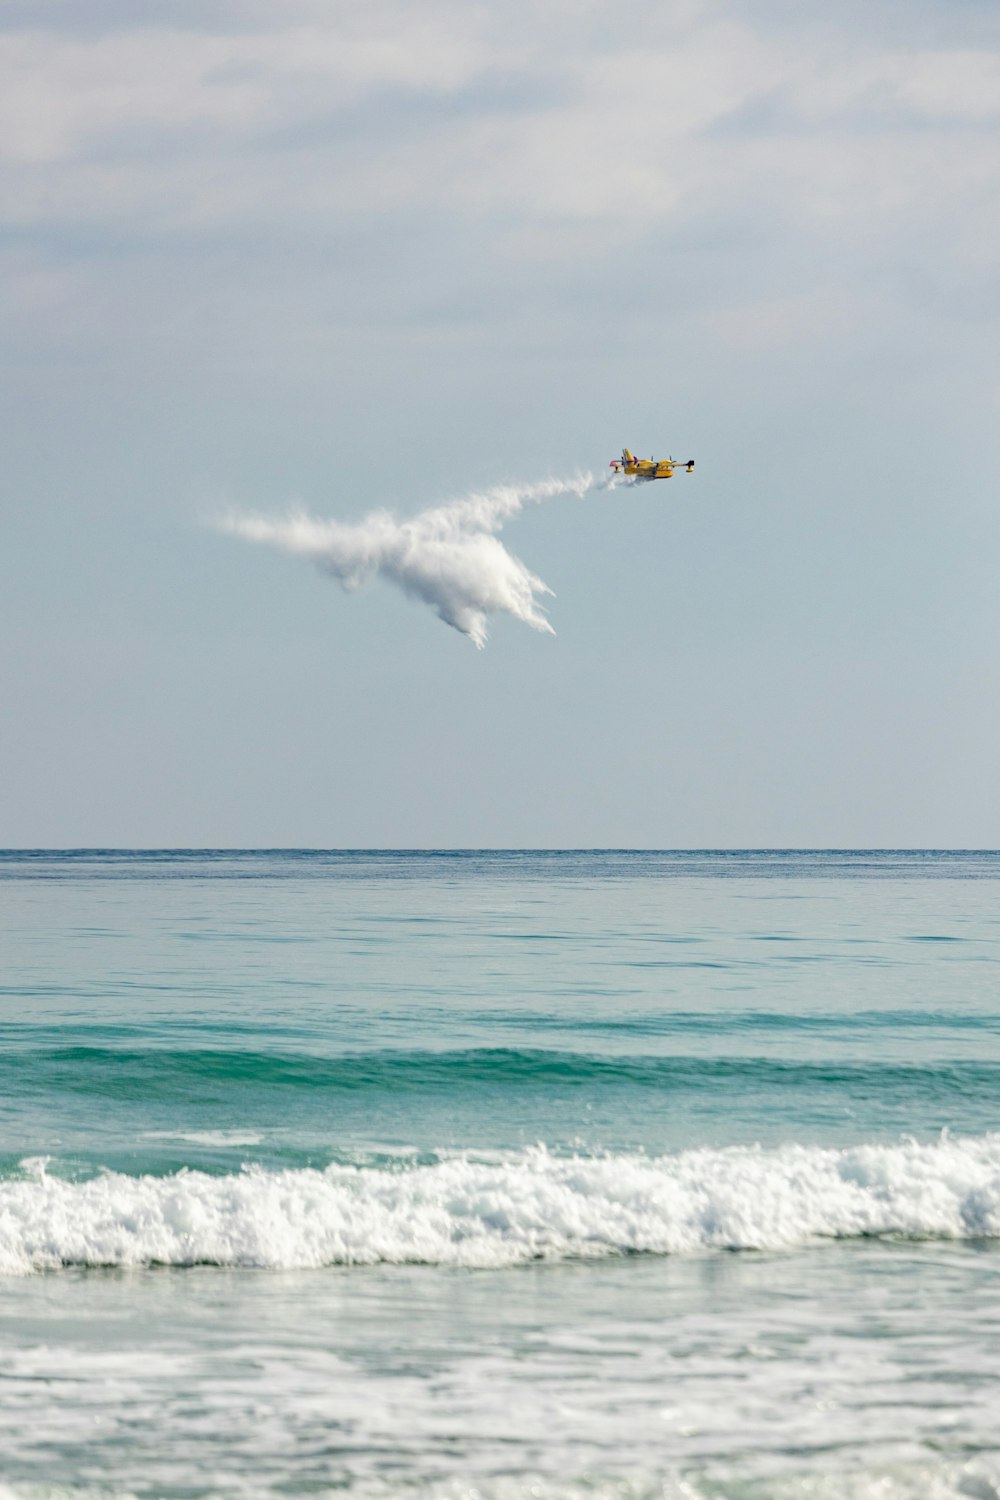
left=2, top=849, right=1000, bottom=1500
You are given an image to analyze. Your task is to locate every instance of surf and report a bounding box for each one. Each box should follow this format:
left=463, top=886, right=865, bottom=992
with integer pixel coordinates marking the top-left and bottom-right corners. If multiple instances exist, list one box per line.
left=5, top=1134, right=1000, bottom=1274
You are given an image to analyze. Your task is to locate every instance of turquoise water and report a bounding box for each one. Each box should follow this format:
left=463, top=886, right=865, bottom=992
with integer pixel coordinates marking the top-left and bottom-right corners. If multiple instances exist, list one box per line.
left=2, top=851, right=1000, bottom=1499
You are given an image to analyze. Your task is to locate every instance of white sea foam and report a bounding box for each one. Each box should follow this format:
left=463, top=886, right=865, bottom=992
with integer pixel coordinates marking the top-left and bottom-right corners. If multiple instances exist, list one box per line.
left=403, top=1468, right=1000, bottom=1500
left=3, top=1137, right=1000, bottom=1274
left=219, top=472, right=606, bottom=647
left=141, top=1130, right=264, bottom=1147
left=3, top=1472, right=999, bottom=1500
left=388, top=1469, right=1000, bottom=1500
left=0, top=1488, right=138, bottom=1500
left=0, top=1491, right=139, bottom=1500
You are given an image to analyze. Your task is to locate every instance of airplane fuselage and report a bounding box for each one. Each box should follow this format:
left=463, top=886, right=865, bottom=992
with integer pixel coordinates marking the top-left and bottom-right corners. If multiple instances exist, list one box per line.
left=628, top=460, right=679, bottom=480
left=610, top=449, right=694, bottom=481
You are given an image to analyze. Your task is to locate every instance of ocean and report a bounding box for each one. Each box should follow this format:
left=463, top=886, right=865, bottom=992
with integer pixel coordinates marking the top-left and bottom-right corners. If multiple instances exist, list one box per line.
left=2, top=849, right=1000, bottom=1500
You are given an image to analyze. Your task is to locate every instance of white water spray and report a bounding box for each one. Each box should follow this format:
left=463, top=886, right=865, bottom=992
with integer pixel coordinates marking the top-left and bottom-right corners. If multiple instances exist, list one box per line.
left=220, top=472, right=609, bottom=647
left=5, top=1136, right=1000, bottom=1272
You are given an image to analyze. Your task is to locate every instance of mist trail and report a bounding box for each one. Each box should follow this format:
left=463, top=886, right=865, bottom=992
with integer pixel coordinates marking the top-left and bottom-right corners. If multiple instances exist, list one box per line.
left=220, top=471, right=614, bottom=647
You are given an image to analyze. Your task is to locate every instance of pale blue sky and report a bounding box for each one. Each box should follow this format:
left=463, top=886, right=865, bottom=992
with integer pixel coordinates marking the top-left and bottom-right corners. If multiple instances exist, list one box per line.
left=2, top=0, right=998, bottom=846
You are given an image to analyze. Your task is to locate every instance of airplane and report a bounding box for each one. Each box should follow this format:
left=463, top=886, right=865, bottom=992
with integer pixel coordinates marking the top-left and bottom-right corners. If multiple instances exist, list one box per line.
left=610, top=448, right=695, bottom=481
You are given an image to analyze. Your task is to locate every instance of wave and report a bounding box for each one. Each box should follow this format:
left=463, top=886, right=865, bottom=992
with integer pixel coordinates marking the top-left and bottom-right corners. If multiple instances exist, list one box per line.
left=7, top=1044, right=999, bottom=1100
left=4, top=1135, right=1000, bottom=1273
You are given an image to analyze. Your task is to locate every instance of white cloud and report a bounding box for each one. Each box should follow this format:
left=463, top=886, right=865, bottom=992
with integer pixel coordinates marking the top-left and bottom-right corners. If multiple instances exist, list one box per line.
left=0, top=5, right=494, bottom=165
left=0, top=0, right=997, bottom=352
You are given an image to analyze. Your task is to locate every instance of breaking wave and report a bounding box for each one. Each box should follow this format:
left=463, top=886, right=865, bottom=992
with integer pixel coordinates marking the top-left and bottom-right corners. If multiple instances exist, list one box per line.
left=4, top=1135, right=1000, bottom=1273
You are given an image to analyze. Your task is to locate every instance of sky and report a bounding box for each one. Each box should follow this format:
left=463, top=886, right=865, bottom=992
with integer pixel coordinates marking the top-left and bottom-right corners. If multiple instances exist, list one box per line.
left=2, top=0, right=999, bottom=847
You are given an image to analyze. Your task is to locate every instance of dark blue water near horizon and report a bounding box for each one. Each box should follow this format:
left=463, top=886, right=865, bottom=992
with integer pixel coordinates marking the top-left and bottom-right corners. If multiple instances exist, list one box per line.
left=4, top=847, right=1000, bottom=880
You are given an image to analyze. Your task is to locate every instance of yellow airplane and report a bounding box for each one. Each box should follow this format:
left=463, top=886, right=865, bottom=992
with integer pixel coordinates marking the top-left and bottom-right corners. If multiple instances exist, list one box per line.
left=609, top=448, right=695, bottom=481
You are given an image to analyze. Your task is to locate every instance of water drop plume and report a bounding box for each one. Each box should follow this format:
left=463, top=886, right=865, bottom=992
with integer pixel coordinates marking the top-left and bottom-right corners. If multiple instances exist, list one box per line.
left=220, top=471, right=609, bottom=647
